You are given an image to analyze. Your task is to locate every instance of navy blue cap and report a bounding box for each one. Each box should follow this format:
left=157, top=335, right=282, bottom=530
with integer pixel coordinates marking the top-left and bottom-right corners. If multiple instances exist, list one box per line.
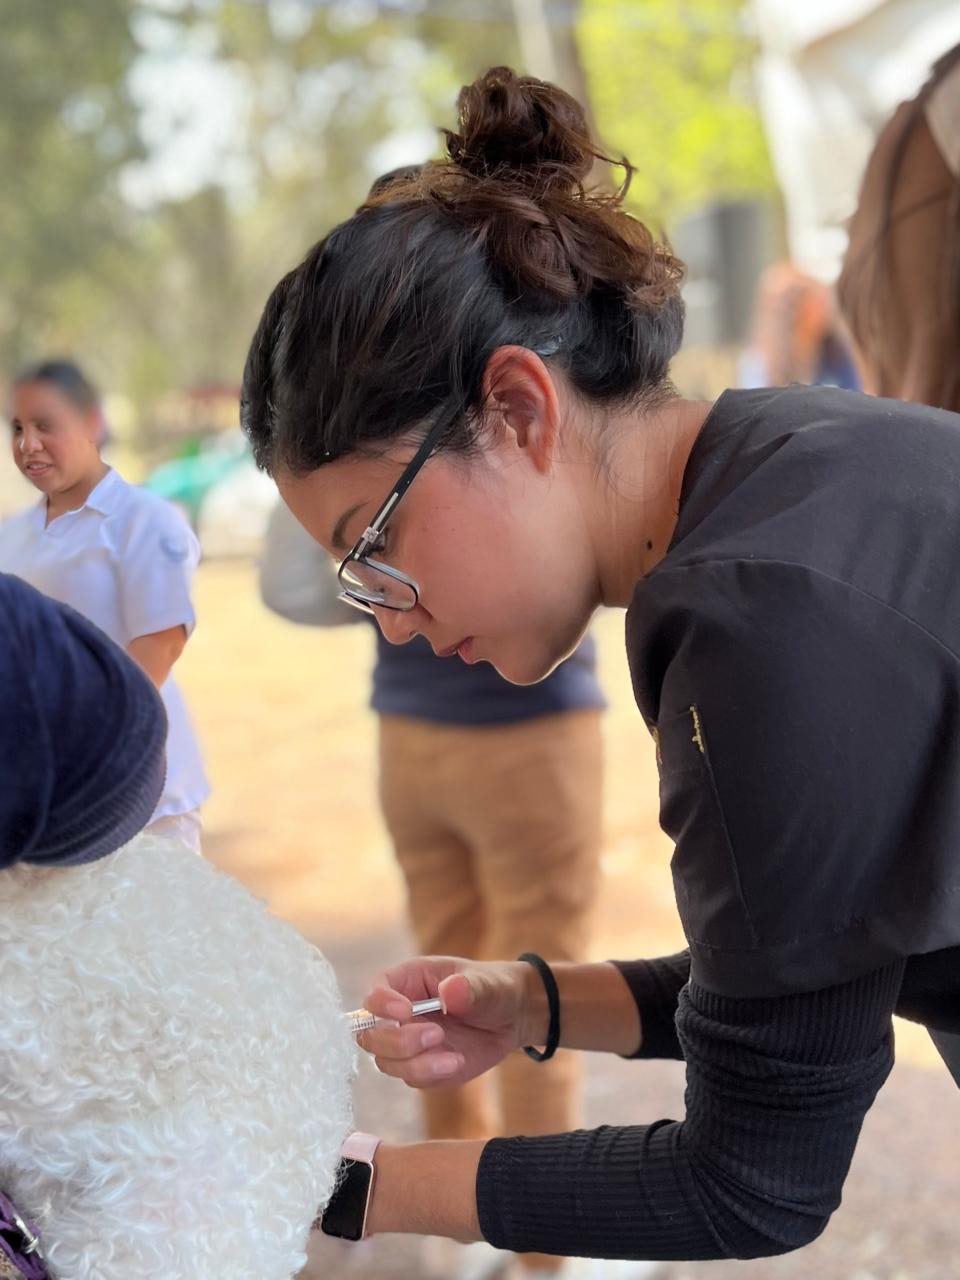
left=0, top=573, right=167, bottom=867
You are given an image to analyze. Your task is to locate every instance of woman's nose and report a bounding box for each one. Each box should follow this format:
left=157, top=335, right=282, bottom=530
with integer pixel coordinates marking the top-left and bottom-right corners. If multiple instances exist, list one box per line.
left=19, top=426, right=42, bottom=454
left=373, top=604, right=419, bottom=646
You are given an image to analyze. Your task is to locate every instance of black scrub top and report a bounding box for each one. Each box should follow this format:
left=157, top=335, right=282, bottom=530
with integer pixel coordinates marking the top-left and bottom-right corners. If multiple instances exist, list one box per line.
left=628, top=384, right=960, bottom=998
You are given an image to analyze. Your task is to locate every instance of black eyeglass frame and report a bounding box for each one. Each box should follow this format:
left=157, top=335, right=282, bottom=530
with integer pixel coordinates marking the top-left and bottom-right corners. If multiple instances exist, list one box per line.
left=336, top=403, right=459, bottom=614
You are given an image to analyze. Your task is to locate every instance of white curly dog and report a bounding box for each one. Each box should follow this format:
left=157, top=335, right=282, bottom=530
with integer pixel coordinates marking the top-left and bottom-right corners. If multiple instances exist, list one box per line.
left=0, top=830, right=355, bottom=1279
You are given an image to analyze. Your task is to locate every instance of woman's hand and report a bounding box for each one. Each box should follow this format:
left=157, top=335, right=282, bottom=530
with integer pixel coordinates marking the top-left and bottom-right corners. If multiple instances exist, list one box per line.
left=358, top=956, right=545, bottom=1089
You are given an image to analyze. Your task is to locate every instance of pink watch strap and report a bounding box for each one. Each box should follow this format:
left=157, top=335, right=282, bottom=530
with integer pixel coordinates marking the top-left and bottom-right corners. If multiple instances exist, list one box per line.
left=340, top=1132, right=381, bottom=1163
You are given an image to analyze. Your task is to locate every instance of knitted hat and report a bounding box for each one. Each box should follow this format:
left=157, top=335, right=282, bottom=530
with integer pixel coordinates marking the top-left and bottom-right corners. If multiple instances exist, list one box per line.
left=0, top=574, right=167, bottom=867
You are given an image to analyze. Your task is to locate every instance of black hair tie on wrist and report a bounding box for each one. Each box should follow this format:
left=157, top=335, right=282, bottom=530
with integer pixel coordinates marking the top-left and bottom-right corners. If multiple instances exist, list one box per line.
left=518, top=952, right=560, bottom=1062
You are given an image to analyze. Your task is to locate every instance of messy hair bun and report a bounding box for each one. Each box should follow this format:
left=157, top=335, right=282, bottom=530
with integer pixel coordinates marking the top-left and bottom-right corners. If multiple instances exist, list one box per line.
left=444, top=65, right=598, bottom=192
left=243, top=66, right=686, bottom=476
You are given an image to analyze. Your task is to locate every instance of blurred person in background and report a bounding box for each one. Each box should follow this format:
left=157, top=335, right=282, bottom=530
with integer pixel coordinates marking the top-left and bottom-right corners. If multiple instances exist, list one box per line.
left=737, top=260, right=860, bottom=391
left=838, top=42, right=960, bottom=412
left=0, top=359, right=209, bottom=851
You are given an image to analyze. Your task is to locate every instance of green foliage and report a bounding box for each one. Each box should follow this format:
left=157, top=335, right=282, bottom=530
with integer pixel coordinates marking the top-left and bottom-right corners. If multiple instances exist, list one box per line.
left=0, top=0, right=519, bottom=417
left=0, top=0, right=773, bottom=426
left=578, top=0, right=774, bottom=225
left=0, top=0, right=141, bottom=373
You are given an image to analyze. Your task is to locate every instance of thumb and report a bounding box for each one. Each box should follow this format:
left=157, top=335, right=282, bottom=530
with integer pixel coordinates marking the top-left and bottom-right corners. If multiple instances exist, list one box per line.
left=437, top=971, right=476, bottom=1019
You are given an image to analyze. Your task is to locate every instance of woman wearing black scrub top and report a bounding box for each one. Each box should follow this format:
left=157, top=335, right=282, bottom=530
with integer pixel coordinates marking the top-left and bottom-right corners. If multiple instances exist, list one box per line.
left=241, top=65, right=960, bottom=1267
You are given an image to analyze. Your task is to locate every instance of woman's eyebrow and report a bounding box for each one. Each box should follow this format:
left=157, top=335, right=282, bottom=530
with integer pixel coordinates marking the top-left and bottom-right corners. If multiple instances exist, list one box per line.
left=331, top=501, right=366, bottom=553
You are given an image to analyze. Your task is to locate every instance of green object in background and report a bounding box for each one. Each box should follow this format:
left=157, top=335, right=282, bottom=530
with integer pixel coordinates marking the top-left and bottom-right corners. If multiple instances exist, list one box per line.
left=143, top=434, right=249, bottom=527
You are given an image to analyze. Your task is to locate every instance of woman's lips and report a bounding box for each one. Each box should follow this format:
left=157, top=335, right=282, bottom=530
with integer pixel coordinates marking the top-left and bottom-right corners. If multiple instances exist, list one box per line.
left=23, top=462, right=52, bottom=477
left=435, top=636, right=475, bottom=660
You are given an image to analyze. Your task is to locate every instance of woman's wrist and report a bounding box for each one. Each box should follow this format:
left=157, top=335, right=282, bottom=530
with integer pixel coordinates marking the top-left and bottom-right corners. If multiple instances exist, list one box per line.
left=515, top=958, right=552, bottom=1049
left=365, top=1140, right=486, bottom=1240
left=517, top=960, right=643, bottom=1057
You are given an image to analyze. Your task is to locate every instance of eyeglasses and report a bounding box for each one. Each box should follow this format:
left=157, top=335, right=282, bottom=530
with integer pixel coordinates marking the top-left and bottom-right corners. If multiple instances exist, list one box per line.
left=336, top=403, right=458, bottom=614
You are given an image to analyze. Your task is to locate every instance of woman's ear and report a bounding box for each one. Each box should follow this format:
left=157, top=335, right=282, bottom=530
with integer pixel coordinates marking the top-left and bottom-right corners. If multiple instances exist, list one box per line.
left=83, top=407, right=106, bottom=448
left=481, top=345, right=562, bottom=475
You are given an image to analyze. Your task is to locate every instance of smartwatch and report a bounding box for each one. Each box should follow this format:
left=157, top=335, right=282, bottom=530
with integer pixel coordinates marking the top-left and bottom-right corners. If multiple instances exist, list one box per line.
left=318, top=1132, right=382, bottom=1242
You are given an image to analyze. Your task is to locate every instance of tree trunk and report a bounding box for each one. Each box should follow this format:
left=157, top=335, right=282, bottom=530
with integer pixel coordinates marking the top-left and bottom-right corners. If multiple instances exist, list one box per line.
left=509, top=0, right=613, bottom=187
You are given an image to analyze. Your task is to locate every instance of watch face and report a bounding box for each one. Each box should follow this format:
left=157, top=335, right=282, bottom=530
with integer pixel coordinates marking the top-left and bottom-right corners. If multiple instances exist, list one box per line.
left=319, top=1157, right=374, bottom=1241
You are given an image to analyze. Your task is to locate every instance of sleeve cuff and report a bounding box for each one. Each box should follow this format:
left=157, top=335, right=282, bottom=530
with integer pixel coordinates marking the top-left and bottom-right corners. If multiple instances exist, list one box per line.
left=611, top=952, right=690, bottom=1059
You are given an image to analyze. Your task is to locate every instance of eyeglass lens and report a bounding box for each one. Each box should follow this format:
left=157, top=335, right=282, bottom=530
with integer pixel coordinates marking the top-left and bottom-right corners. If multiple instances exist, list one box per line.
left=340, top=558, right=417, bottom=610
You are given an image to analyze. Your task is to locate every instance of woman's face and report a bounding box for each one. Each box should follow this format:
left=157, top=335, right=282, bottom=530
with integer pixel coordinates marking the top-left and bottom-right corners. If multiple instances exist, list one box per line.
left=279, top=427, right=600, bottom=685
left=10, top=380, right=101, bottom=496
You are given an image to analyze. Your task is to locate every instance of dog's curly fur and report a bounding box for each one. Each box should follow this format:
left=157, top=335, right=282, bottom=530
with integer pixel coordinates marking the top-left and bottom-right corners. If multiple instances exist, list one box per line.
left=0, top=832, right=355, bottom=1278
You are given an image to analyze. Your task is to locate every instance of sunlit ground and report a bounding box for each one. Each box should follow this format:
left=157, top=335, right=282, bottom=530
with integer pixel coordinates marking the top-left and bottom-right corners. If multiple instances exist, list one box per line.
left=178, top=558, right=941, bottom=1071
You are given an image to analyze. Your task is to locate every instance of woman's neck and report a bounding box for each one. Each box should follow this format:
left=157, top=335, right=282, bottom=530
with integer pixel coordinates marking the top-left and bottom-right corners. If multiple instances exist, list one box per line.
left=586, top=396, right=713, bottom=608
left=45, top=460, right=110, bottom=525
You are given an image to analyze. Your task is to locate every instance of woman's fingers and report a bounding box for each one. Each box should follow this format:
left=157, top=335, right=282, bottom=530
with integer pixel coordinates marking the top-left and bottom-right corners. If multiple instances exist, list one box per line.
left=359, top=1018, right=447, bottom=1060
left=380, top=956, right=462, bottom=1000
left=363, top=984, right=414, bottom=1021
left=361, top=962, right=521, bottom=1044
left=370, top=1048, right=466, bottom=1087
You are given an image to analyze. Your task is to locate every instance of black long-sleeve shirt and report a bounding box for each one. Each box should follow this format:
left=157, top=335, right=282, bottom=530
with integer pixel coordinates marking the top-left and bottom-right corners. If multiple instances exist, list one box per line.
left=479, top=948, right=958, bottom=1260
left=477, top=388, right=960, bottom=1259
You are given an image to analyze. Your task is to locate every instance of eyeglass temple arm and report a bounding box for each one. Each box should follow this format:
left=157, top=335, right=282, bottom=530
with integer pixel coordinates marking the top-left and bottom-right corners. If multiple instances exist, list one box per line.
left=354, top=407, right=456, bottom=551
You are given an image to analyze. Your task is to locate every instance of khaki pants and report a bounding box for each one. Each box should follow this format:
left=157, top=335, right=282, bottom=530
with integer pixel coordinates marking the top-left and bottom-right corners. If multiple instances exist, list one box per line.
left=378, top=710, right=603, bottom=1145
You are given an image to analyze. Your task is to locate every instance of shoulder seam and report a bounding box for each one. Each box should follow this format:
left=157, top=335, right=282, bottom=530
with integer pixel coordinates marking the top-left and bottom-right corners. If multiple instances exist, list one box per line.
left=649, top=556, right=960, bottom=668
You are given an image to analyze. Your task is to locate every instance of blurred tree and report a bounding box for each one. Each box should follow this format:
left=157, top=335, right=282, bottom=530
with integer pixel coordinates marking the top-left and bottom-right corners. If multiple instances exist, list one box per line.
left=135, top=0, right=522, bottom=407
left=578, top=0, right=775, bottom=223
left=216, top=0, right=520, bottom=269
left=510, top=0, right=610, bottom=185
left=0, top=0, right=521, bottom=413
left=0, top=0, right=773, bottom=434
left=0, top=0, right=142, bottom=374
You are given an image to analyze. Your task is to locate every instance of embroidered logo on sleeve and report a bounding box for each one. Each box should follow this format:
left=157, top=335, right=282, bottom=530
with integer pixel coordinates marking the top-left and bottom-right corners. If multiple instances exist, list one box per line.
left=689, top=705, right=705, bottom=755
left=652, top=705, right=706, bottom=776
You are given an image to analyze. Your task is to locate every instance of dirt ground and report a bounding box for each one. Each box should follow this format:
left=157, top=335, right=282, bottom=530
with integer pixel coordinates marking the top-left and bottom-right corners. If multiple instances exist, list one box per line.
left=178, top=560, right=957, bottom=1280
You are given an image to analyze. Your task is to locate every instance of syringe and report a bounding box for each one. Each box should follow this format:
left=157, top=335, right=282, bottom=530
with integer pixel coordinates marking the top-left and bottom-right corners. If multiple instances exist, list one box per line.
left=347, top=996, right=445, bottom=1037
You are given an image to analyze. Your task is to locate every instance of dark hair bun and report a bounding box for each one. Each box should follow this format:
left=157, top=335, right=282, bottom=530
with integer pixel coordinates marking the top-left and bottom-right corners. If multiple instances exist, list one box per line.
left=242, top=66, right=688, bottom=478
left=445, top=66, right=594, bottom=192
